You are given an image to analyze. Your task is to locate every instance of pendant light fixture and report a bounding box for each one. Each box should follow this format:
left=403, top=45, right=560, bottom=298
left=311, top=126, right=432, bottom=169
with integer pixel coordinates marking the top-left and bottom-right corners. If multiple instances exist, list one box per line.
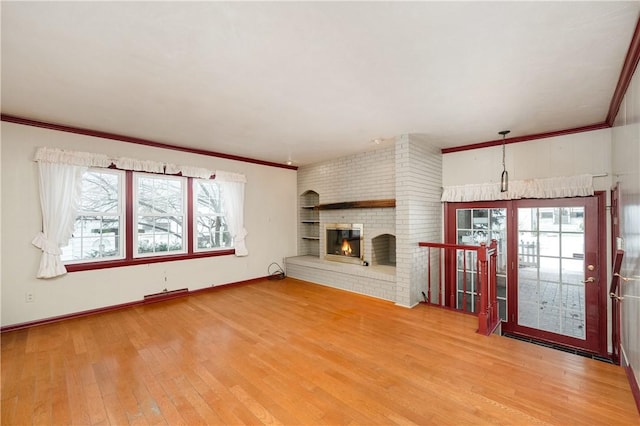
left=499, top=130, right=510, bottom=192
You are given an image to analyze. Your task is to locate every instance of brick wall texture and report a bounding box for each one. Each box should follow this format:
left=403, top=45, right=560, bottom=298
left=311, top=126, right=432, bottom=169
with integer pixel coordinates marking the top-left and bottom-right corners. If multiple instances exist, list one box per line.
left=291, top=137, right=442, bottom=306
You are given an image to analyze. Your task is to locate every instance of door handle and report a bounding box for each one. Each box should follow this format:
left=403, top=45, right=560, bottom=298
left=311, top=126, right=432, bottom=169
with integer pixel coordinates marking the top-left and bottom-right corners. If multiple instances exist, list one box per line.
left=582, top=277, right=595, bottom=283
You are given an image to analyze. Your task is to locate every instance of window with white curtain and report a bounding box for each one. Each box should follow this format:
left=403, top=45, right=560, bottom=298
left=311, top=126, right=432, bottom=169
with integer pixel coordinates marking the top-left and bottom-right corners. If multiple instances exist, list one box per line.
left=61, top=169, right=125, bottom=263
left=193, top=179, right=233, bottom=252
left=134, top=173, right=187, bottom=257
left=36, top=147, right=247, bottom=276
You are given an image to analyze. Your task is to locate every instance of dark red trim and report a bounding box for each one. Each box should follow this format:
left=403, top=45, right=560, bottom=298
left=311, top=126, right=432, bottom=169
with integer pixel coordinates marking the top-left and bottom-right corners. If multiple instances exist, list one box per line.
left=441, top=123, right=609, bottom=154
left=187, top=176, right=195, bottom=252
left=419, top=241, right=486, bottom=251
left=0, top=299, right=145, bottom=333
left=65, top=249, right=235, bottom=272
left=66, top=173, right=237, bottom=273
left=125, top=171, right=134, bottom=261
left=606, top=16, right=640, bottom=126
left=0, top=113, right=298, bottom=170
left=625, top=362, right=640, bottom=414
left=596, top=191, right=608, bottom=358
left=0, top=276, right=269, bottom=333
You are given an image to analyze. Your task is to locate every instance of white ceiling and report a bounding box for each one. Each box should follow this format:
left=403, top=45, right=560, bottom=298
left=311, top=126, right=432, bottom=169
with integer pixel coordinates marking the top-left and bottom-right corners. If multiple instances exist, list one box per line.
left=2, top=2, right=639, bottom=166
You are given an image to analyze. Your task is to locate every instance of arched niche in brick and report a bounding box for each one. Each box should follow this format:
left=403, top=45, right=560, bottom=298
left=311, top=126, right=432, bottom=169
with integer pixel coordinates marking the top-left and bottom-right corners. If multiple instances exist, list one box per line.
left=371, top=233, right=396, bottom=266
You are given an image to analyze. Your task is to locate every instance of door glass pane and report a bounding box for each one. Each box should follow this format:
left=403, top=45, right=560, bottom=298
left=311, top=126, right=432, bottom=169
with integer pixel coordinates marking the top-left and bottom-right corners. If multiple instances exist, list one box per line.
left=540, top=232, right=560, bottom=257
left=561, top=233, right=584, bottom=259
left=457, top=210, right=471, bottom=229
left=517, top=207, right=586, bottom=339
left=538, top=208, right=560, bottom=232
left=458, top=230, right=473, bottom=245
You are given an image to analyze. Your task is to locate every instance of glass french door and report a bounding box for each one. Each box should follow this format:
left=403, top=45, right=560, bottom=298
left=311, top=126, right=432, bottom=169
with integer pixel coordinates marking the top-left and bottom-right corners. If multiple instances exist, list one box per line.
left=511, top=197, right=602, bottom=352
left=447, top=195, right=605, bottom=354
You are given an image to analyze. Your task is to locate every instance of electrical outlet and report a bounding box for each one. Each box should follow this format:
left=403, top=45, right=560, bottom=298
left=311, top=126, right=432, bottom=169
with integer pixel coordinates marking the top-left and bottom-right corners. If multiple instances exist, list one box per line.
left=25, top=291, right=35, bottom=303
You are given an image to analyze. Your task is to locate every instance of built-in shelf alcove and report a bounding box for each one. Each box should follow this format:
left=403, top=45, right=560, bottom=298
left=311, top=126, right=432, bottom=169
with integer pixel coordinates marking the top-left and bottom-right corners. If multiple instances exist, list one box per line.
left=371, top=233, right=396, bottom=266
left=299, top=190, right=320, bottom=256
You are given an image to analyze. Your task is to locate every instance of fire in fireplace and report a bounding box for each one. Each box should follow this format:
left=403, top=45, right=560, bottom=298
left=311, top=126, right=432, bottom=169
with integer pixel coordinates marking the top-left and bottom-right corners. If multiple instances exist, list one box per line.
left=341, top=239, right=353, bottom=256
left=325, top=223, right=363, bottom=264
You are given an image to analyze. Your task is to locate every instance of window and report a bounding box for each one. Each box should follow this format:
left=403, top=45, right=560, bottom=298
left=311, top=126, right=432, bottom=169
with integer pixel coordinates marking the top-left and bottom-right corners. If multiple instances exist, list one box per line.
left=61, top=168, right=236, bottom=272
left=134, top=174, right=187, bottom=257
left=193, top=179, right=232, bottom=251
left=61, top=169, right=125, bottom=263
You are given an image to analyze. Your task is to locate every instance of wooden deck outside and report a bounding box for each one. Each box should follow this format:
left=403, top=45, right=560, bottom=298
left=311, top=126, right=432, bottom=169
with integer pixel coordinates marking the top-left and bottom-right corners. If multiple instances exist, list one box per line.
left=2, top=277, right=638, bottom=425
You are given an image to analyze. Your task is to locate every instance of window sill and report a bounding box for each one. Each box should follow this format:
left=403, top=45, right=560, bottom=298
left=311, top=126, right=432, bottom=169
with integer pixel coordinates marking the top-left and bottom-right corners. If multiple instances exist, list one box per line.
left=65, top=249, right=236, bottom=272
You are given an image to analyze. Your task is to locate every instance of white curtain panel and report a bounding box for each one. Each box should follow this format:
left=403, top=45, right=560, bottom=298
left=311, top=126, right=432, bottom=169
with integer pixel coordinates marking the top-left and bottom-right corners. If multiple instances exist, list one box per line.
left=216, top=171, right=248, bottom=256
left=32, top=161, right=87, bottom=278
left=441, top=174, right=594, bottom=202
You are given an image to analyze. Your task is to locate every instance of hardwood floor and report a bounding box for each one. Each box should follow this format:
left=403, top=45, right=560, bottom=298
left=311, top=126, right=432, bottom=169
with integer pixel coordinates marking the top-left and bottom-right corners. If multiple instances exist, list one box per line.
left=2, top=277, right=638, bottom=425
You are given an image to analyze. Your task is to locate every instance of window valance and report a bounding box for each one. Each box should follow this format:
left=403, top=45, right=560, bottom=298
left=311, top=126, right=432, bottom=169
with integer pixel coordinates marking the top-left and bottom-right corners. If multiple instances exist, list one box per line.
left=33, top=147, right=239, bottom=181
left=33, top=146, right=112, bottom=168
left=32, top=147, right=249, bottom=278
left=441, top=174, right=594, bottom=202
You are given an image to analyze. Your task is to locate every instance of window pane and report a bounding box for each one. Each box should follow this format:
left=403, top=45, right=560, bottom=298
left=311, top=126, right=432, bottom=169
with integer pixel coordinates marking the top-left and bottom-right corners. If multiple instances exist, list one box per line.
left=518, top=208, right=538, bottom=232
left=61, top=169, right=124, bottom=263
left=135, top=174, right=186, bottom=257
left=167, top=180, right=183, bottom=214
left=457, top=209, right=471, bottom=229
left=137, top=177, right=155, bottom=214
left=193, top=179, right=232, bottom=252
left=80, top=171, right=119, bottom=213
left=137, top=215, right=184, bottom=254
left=196, top=180, right=222, bottom=214
left=539, top=208, right=560, bottom=232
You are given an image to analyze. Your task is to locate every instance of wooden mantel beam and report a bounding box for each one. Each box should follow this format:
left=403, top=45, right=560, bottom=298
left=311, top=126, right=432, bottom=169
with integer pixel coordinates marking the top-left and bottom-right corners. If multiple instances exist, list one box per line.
left=316, top=199, right=395, bottom=210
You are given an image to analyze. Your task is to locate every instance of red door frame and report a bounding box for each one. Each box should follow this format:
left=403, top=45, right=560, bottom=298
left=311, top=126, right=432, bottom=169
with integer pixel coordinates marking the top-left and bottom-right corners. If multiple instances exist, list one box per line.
left=611, top=184, right=620, bottom=265
left=444, top=192, right=607, bottom=356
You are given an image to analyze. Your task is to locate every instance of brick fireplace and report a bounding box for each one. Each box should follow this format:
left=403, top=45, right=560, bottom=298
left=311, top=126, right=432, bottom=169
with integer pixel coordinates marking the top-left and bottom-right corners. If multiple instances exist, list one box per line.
left=287, top=135, right=442, bottom=307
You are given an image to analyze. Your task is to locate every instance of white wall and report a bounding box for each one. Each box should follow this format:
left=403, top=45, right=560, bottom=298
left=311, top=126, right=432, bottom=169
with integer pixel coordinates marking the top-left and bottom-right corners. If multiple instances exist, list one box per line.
left=442, top=129, right=613, bottom=191
left=0, top=122, right=298, bottom=327
left=612, top=60, right=640, bottom=389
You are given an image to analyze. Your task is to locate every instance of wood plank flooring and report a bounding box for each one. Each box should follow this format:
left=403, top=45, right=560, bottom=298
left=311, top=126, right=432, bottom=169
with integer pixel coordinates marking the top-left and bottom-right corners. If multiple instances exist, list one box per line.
left=2, top=277, right=638, bottom=425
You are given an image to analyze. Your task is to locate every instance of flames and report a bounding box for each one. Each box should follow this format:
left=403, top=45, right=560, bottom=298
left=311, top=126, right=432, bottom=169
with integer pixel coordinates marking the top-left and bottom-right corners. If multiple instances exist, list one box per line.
left=341, top=239, right=353, bottom=256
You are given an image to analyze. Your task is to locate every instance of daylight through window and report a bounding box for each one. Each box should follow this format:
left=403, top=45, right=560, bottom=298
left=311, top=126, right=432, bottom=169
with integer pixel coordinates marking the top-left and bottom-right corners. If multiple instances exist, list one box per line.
left=61, top=167, right=236, bottom=269
left=61, top=169, right=125, bottom=263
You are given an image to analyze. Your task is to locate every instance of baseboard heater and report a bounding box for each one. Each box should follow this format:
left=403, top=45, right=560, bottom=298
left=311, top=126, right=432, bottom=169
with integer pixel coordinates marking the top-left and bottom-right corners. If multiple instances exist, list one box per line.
left=143, top=288, right=189, bottom=304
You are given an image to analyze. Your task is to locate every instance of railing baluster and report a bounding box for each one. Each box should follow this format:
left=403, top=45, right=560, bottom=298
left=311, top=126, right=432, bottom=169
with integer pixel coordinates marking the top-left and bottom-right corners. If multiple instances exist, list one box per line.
left=462, top=249, right=467, bottom=313
left=438, top=248, right=443, bottom=306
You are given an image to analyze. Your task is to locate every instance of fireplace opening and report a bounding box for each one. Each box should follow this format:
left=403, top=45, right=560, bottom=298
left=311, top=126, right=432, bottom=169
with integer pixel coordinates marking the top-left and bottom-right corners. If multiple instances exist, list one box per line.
left=325, top=224, right=363, bottom=264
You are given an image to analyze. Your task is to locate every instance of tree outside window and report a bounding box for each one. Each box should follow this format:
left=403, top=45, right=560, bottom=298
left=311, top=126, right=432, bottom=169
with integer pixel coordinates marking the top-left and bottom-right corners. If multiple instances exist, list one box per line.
left=135, top=175, right=186, bottom=256
left=194, top=179, right=232, bottom=251
left=61, top=169, right=124, bottom=262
